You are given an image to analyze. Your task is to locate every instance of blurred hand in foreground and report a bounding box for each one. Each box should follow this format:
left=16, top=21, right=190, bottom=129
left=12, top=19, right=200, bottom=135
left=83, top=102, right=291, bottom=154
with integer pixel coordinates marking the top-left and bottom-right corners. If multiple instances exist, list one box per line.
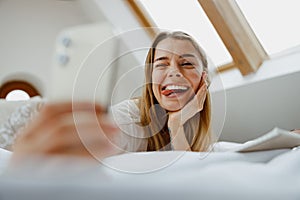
left=11, top=102, right=121, bottom=164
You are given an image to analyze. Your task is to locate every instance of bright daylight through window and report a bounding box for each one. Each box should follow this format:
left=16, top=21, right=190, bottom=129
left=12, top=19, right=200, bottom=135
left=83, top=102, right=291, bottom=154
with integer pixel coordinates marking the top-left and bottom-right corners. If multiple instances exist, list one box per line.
left=139, top=0, right=233, bottom=67
left=236, top=0, right=300, bottom=55
left=6, top=90, right=30, bottom=101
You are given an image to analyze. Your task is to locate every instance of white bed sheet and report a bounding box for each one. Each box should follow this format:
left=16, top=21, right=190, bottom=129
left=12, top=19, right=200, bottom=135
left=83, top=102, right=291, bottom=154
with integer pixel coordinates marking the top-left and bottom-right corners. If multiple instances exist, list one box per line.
left=0, top=149, right=299, bottom=200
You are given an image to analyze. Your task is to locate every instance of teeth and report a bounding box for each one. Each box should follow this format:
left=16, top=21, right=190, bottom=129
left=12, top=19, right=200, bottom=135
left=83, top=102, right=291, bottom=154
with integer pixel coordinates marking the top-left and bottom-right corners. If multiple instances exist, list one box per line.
left=165, top=85, right=188, bottom=90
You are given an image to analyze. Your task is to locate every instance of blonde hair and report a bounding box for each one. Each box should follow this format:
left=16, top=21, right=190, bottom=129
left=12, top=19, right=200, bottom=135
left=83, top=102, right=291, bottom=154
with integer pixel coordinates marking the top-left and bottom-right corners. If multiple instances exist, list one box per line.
left=138, top=31, right=212, bottom=151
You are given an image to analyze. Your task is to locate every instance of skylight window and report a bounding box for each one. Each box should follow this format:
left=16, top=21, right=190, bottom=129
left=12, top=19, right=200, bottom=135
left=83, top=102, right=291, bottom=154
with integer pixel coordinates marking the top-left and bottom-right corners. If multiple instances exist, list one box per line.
left=236, top=0, right=300, bottom=55
left=139, top=0, right=232, bottom=67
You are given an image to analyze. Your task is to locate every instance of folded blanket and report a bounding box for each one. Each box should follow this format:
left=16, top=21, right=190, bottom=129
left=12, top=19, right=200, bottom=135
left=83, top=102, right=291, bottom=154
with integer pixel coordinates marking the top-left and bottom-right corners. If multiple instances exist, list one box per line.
left=0, top=97, right=44, bottom=150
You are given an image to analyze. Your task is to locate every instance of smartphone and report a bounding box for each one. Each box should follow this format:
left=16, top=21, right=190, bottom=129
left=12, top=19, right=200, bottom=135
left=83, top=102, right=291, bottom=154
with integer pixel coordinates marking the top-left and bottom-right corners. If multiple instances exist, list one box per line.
left=50, top=22, right=118, bottom=107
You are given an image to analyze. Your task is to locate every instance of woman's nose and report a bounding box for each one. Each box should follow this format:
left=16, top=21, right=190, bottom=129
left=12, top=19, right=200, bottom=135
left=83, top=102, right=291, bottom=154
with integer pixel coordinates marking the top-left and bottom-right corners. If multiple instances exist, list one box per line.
left=168, top=68, right=183, bottom=77
left=169, top=70, right=182, bottom=77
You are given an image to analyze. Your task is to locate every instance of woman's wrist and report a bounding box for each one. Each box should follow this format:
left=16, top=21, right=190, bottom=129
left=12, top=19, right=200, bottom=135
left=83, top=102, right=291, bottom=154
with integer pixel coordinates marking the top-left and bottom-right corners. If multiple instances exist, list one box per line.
left=167, top=119, right=180, bottom=136
left=168, top=126, right=191, bottom=151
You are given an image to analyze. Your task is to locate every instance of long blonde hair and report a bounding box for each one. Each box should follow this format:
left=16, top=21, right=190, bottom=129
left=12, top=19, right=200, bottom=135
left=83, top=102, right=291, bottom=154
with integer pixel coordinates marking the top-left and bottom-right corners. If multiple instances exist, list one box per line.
left=138, top=31, right=212, bottom=151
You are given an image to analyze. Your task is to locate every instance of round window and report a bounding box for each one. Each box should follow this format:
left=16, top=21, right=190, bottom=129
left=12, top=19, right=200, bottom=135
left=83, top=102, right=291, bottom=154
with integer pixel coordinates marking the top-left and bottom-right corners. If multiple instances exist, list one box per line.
left=0, top=81, right=41, bottom=101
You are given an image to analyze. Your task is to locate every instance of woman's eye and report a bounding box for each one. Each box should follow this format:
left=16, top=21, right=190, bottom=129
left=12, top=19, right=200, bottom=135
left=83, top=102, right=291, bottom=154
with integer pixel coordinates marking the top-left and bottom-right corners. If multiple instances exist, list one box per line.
left=154, top=63, right=168, bottom=68
left=181, top=62, right=195, bottom=68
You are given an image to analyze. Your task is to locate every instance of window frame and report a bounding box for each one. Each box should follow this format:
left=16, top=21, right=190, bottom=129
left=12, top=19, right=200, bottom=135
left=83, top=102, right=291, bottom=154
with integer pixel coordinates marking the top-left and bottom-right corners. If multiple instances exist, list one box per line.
left=0, top=81, right=41, bottom=99
left=126, top=0, right=158, bottom=38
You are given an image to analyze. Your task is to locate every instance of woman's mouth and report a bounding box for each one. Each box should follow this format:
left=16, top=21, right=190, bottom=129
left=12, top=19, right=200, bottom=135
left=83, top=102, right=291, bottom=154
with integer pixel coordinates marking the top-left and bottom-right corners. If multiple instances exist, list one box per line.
left=161, top=85, right=189, bottom=97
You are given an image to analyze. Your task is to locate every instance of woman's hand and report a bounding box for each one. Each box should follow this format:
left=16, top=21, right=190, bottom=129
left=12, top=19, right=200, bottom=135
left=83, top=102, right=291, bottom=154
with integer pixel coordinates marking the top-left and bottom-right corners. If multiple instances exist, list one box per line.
left=167, top=72, right=208, bottom=151
left=168, top=71, right=208, bottom=129
left=11, top=102, right=121, bottom=163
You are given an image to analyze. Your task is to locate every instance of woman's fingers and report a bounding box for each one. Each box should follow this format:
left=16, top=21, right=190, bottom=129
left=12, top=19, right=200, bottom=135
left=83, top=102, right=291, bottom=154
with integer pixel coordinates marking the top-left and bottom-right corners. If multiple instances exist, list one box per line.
left=20, top=102, right=103, bottom=138
left=45, top=123, right=118, bottom=158
left=195, top=71, right=208, bottom=109
left=39, top=102, right=103, bottom=127
left=178, top=72, right=208, bottom=123
left=168, top=72, right=209, bottom=127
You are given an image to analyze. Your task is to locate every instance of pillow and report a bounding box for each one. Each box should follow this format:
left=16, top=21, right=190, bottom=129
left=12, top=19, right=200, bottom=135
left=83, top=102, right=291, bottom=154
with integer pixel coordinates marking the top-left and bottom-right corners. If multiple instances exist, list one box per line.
left=0, top=97, right=44, bottom=150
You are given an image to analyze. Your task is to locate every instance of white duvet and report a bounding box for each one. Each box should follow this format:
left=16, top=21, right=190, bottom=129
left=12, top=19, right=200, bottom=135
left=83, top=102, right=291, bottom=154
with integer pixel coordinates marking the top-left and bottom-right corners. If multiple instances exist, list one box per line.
left=0, top=148, right=299, bottom=200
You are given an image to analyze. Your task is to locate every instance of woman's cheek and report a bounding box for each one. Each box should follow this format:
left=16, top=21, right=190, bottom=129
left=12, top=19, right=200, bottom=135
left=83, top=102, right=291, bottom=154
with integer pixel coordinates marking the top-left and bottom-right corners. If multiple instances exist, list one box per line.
left=152, top=70, right=163, bottom=84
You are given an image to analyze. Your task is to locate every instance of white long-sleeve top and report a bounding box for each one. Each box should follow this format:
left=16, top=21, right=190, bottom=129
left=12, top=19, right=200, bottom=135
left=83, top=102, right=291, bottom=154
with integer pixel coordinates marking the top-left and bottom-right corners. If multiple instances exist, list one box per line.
left=110, top=99, right=240, bottom=152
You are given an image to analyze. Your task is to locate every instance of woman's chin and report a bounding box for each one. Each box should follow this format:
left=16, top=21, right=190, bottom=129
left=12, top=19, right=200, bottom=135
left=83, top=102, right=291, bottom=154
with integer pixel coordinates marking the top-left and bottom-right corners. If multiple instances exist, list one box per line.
left=161, top=101, right=185, bottom=112
left=157, top=93, right=193, bottom=112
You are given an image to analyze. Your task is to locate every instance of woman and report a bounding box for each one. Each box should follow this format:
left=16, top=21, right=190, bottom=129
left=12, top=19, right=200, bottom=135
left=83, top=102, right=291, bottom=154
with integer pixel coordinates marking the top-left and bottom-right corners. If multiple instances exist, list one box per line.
left=112, top=31, right=211, bottom=153
left=11, top=31, right=212, bottom=161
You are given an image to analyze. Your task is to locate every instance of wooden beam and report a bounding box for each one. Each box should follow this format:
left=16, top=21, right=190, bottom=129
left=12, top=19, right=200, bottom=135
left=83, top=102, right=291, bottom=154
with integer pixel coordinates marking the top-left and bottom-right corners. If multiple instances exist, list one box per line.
left=216, top=62, right=236, bottom=73
left=125, top=0, right=157, bottom=38
left=198, top=0, right=268, bottom=75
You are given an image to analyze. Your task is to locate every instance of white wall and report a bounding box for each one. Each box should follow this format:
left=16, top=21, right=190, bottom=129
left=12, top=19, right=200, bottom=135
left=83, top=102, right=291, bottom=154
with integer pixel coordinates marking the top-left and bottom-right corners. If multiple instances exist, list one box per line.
left=0, top=0, right=99, bottom=95
left=0, top=0, right=147, bottom=102
left=212, top=49, right=300, bottom=142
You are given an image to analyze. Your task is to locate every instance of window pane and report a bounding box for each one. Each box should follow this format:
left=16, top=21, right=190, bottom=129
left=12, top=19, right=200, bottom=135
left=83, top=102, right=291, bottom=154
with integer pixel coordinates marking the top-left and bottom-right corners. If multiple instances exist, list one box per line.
left=139, top=0, right=232, bottom=67
left=236, top=0, right=300, bottom=55
left=6, top=90, right=30, bottom=101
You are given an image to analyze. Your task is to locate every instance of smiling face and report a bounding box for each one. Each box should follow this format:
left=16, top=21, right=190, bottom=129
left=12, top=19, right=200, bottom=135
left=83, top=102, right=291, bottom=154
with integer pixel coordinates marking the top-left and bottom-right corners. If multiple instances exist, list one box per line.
left=152, top=38, right=204, bottom=111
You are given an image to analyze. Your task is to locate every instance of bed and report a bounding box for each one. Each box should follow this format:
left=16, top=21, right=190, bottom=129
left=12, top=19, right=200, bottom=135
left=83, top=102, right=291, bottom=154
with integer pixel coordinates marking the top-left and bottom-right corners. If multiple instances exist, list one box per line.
left=0, top=148, right=299, bottom=200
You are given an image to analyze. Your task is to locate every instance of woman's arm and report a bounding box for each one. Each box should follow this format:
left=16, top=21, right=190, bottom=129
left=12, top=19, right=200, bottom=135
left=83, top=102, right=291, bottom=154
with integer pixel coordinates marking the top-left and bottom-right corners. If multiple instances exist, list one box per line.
left=167, top=72, right=208, bottom=150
